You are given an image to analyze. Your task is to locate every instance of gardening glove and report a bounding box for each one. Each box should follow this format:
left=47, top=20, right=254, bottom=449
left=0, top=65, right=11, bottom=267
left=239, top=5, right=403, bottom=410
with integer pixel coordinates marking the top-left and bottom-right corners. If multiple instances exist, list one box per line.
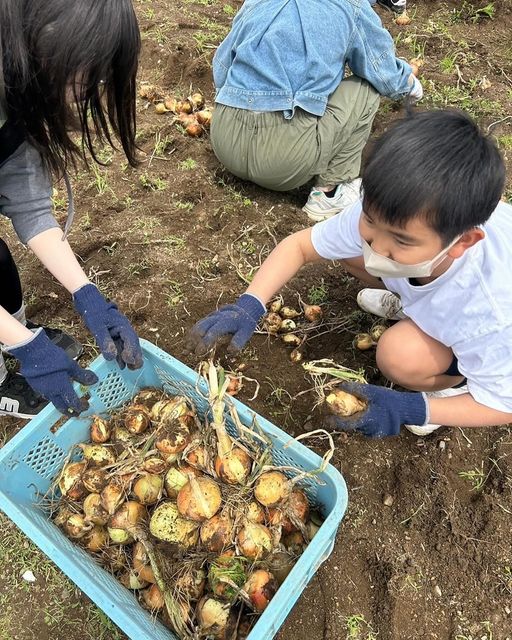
left=73, top=283, right=143, bottom=370
left=187, top=293, right=266, bottom=355
left=408, top=76, right=424, bottom=103
left=324, top=382, right=428, bottom=438
left=7, top=328, right=98, bottom=415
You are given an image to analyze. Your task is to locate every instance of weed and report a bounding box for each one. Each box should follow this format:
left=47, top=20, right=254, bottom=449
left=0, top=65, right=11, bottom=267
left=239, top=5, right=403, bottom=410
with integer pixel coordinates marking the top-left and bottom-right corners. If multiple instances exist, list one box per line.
left=101, top=241, right=118, bottom=256
left=126, top=258, right=151, bottom=277
left=451, top=1, right=495, bottom=23
left=179, top=157, right=198, bottom=171
left=139, top=173, right=168, bottom=190
left=223, top=4, right=236, bottom=15
left=496, top=135, right=512, bottom=150
left=152, top=132, right=175, bottom=158
left=90, top=164, right=114, bottom=196
left=51, top=188, right=67, bottom=211
left=345, top=613, right=377, bottom=640
left=308, top=280, right=329, bottom=305
left=175, top=200, right=194, bottom=211
left=79, top=213, right=92, bottom=231
left=193, top=19, right=229, bottom=53
left=459, top=463, right=487, bottom=490
left=166, top=280, right=185, bottom=306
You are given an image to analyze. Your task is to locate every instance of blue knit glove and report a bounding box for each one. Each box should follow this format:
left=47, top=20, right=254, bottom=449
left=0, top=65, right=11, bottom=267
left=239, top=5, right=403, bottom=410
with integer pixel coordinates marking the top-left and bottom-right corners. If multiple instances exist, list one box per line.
left=73, top=284, right=143, bottom=370
left=187, top=293, right=266, bottom=354
left=7, top=329, right=98, bottom=415
left=324, top=382, right=428, bottom=438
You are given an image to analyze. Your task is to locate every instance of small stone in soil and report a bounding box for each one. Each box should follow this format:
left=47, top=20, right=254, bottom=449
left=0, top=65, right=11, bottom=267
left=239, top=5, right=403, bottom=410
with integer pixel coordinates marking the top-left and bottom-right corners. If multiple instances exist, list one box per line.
left=383, top=494, right=394, bottom=507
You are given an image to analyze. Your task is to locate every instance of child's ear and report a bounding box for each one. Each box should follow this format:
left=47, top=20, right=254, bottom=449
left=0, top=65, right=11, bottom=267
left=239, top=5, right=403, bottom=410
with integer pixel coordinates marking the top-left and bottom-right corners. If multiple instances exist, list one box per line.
left=449, top=228, right=485, bottom=258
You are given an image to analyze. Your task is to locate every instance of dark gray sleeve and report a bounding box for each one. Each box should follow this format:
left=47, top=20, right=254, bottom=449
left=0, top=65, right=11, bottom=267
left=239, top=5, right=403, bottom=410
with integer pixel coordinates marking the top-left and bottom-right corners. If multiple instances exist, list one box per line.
left=0, top=141, right=60, bottom=244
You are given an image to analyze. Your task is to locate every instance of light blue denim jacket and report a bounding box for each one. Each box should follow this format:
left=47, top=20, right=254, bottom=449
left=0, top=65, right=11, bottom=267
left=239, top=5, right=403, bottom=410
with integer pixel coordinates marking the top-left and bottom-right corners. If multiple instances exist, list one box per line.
left=213, top=0, right=413, bottom=118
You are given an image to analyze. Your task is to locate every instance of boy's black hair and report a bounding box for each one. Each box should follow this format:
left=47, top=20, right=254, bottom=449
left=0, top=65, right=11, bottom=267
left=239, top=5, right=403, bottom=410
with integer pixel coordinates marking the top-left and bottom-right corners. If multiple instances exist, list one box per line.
left=361, top=109, right=506, bottom=244
left=0, top=0, right=140, bottom=175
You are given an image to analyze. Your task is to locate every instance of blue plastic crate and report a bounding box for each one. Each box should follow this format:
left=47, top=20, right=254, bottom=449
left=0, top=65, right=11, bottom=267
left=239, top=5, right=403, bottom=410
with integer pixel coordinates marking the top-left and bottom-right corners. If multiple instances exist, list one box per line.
left=0, top=339, right=348, bottom=640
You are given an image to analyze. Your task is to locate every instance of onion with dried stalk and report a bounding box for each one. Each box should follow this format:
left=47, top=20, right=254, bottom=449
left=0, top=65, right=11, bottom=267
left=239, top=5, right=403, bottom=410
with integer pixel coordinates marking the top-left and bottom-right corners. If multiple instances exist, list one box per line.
left=237, top=522, right=273, bottom=560
left=133, top=473, right=163, bottom=505
left=90, top=416, right=111, bottom=443
left=208, top=555, right=247, bottom=601
left=207, top=362, right=252, bottom=485
left=109, top=501, right=147, bottom=532
left=84, top=525, right=109, bottom=552
left=268, top=297, right=283, bottom=314
left=164, top=464, right=200, bottom=498
left=177, top=475, right=222, bottom=522
left=200, top=513, right=234, bottom=552
left=64, top=514, right=92, bottom=539
left=58, top=460, right=87, bottom=500
left=189, top=92, right=205, bottom=110
left=101, top=482, right=125, bottom=515
left=83, top=493, right=109, bottom=525
left=143, top=584, right=165, bottom=611
left=280, top=306, right=300, bottom=319
left=184, top=443, right=209, bottom=470
left=254, top=471, right=290, bottom=508
left=124, top=405, right=151, bottom=435
left=79, top=443, right=116, bottom=466
left=53, top=505, right=74, bottom=527
left=326, top=389, right=367, bottom=417
left=133, top=542, right=156, bottom=583
left=82, top=467, right=108, bottom=493
left=354, top=333, right=375, bottom=351
left=243, top=570, right=278, bottom=612
left=149, top=501, right=199, bottom=547
left=175, top=99, right=193, bottom=114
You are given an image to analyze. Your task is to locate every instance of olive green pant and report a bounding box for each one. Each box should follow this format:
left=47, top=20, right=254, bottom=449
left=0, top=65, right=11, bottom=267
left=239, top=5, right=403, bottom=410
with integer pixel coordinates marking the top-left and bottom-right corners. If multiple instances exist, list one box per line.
left=210, top=76, right=380, bottom=192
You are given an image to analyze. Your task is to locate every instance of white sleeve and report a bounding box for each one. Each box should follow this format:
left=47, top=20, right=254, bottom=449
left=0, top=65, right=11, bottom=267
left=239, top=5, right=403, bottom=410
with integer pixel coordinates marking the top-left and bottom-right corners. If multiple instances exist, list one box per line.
left=310, top=201, right=363, bottom=260
left=455, top=326, right=512, bottom=413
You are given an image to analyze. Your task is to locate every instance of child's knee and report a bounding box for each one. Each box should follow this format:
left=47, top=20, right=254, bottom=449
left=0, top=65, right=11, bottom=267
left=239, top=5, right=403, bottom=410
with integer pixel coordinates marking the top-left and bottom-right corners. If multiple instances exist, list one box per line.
left=375, top=327, right=424, bottom=383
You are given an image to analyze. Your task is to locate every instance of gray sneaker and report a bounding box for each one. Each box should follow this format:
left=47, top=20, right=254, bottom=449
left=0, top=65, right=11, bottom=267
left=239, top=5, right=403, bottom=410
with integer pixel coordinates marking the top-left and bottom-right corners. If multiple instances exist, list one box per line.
left=357, top=289, right=407, bottom=320
left=303, top=179, right=362, bottom=222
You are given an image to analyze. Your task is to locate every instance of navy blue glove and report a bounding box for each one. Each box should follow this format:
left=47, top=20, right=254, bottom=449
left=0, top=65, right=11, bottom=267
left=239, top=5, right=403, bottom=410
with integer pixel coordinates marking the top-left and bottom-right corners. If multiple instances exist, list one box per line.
left=324, top=382, right=428, bottom=438
left=187, top=293, right=266, bottom=354
left=7, top=329, right=98, bottom=415
left=73, top=284, right=143, bottom=370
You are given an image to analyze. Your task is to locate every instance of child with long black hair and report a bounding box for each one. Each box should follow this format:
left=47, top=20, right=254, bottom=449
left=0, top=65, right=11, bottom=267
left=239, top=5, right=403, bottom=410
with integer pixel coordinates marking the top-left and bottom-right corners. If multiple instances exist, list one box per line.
left=0, top=0, right=143, bottom=419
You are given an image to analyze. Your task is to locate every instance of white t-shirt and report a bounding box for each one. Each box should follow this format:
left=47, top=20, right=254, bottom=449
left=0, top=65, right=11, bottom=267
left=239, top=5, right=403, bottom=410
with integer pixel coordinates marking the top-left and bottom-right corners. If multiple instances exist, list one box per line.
left=311, top=200, right=512, bottom=414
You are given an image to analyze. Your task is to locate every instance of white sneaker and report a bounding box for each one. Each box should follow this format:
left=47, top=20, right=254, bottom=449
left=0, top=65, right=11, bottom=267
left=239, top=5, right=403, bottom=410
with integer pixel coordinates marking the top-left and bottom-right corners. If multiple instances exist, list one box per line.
left=405, top=385, right=468, bottom=436
left=303, top=178, right=362, bottom=222
left=357, top=289, right=407, bottom=320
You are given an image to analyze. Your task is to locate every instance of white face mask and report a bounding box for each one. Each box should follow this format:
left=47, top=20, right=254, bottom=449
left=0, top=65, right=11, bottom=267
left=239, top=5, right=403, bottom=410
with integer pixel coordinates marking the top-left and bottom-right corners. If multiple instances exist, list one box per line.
left=362, top=236, right=460, bottom=279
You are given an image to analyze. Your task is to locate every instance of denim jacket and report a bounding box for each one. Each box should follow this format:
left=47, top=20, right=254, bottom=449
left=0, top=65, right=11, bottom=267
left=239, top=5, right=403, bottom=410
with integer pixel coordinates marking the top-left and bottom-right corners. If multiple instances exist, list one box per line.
left=213, top=0, right=412, bottom=118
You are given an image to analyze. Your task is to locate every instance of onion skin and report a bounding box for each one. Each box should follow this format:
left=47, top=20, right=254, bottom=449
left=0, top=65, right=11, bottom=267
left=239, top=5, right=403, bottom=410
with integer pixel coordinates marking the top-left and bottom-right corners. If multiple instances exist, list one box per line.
left=186, top=122, right=203, bottom=137
left=64, top=514, right=92, bottom=539
left=326, top=389, right=367, bottom=417
left=214, top=448, right=251, bottom=485
left=132, top=473, right=163, bottom=505
left=83, top=493, right=109, bottom=526
left=189, top=92, right=205, bottom=110
left=149, top=501, right=199, bottom=546
left=108, top=501, right=147, bottom=532
left=85, top=525, right=109, bottom=552
left=143, top=456, right=167, bottom=475
left=200, top=513, right=233, bottom=552
left=287, top=489, right=310, bottom=526
left=100, top=545, right=126, bottom=572
left=303, top=304, right=323, bottom=323
left=254, top=471, right=289, bottom=508
left=175, top=568, right=206, bottom=600
left=243, top=570, right=278, bottom=612
left=150, top=396, right=191, bottom=424
left=82, top=468, right=108, bottom=493
left=142, top=584, right=165, bottom=611
left=133, top=542, right=156, bottom=583
left=164, top=465, right=200, bottom=498
left=395, top=12, right=412, bottom=25
left=101, top=482, right=125, bottom=515
left=132, top=388, right=163, bottom=411
left=79, top=443, right=116, bottom=466
left=196, top=597, right=232, bottom=639
left=155, top=420, right=192, bottom=458
left=58, top=461, right=88, bottom=500
left=246, top=501, right=265, bottom=524
left=124, top=405, right=151, bottom=435
left=90, top=416, right=111, bottom=443
left=107, top=527, right=134, bottom=545
left=237, top=522, right=273, bottom=560
left=177, top=477, right=222, bottom=522
left=280, top=307, right=300, bottom=319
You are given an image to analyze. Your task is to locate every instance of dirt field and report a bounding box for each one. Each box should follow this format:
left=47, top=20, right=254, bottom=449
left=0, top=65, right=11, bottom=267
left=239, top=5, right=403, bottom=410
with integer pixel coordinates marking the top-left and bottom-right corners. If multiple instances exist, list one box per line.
left=1, top=1, right=512, bottom=639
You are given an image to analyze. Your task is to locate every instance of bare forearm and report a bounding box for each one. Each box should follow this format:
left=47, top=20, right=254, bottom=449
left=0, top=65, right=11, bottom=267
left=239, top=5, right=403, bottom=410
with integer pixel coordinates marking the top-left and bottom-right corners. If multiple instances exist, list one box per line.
left=28, top=228, right=89, bottom=293
left=246, top=229, right=322, bottom=303
left=0, top=306, right=34, bottom=345
left=429, top=393, right=512, bottom=428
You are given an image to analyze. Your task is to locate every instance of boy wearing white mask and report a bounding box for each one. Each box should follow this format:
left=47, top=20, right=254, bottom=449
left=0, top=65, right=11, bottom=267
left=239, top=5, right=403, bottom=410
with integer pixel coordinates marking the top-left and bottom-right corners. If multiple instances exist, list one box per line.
left=188, top=110, right=511, bottom=438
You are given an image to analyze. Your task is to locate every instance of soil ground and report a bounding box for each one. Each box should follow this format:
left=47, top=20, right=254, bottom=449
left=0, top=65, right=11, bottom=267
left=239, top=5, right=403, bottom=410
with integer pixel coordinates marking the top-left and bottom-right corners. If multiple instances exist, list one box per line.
left=1, top=1, right=512, bottom=639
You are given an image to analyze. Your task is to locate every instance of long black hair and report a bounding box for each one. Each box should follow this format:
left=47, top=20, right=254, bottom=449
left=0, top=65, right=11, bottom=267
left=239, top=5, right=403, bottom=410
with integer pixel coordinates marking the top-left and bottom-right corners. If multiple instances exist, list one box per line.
left=0, top=0, right=140, bottom=174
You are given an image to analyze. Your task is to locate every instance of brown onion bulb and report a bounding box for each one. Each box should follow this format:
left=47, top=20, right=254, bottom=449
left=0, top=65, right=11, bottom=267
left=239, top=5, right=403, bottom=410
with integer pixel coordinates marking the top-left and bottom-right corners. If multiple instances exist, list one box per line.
left=85, top=525, right=109, bottom=552
left=175, top=567, right=206, bottom=600
left=303, top=304, right=323, bottom=323
left=132, top=388, right=163, bottom=411
left=79, top=443, right=116, bottom=466
left=90, top=416, right=111, bottom=443
left=326, top=389, right=367, bottom=417
left=124, top=405, right=151, bottom=434
left=149, top=502, right=199, bottom=547
left=246, top=501, right=265, bottom=524
left=283, top=531, right=306, bottom=555
left=155, top=420, right=192, bottom=459
left=132, top=473, right=163, bottom=505
left=237, top=522, right=273, bottom=560
left=64, top=514, right=92, bottom=539
left=100, top=482, right=125, bottom=515
left=143, top=456, right=167, bottom=475
left=164, top=465, right=200, bottom=498
left=58, top=461, right=87, bottom=500
left=280, top=306, right=300, bottom=319
left=142, top=584, right=165, bottom=611
left=196, top=597, right=232, bottom=639
left=175, top=99, right=193, bottom=114
left=214, top=447, right=251, bottom=485
left=133, top=542, right=156, bottom=583
left=263, top=312, right=282, bottom=334
left=177, top=476, right=222, bottom=522
left=83, top=493, right=109, bottom=525
left=108, top=501, right=147, bottom=532
left=254, top=471, right=289, bottom=508
left=185, top=122, right=203, bottom=137
left=286, top=489, right=310, bottom=526
left=120, top=570, right=149, bottom=590
left=150, top=396, right=190, bottom=424
left=200, top=513, right=233, bottom=552
left=243, top=570, right=278, bottom=612
left=189, top=92, right=205, bottom=110
left=82, top=467, right=108, bottom=493
left=107, top=527, right=134, bottom=545
left=195, top=109, right=212, bottom=127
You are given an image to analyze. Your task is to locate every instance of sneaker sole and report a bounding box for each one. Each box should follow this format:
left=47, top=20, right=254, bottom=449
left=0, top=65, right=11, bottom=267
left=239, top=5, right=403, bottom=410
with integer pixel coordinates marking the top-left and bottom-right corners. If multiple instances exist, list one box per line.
left=0, top=408, right=43, bottom=419
left=376, top=1, right=406, bottom=14
left=404, top=423, right=442, bottom=436
left=302, top=204, right=341, bottom=222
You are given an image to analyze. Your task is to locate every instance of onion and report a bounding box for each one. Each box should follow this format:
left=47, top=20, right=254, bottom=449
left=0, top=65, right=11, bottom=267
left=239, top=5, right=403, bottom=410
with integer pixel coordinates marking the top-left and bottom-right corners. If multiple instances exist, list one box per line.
left=280, top=307, right=300, bottom=319
left=142, top=584, right=165, bottom=611
left=237, top=522, right=273, bottom=560
left=303, top=304, right=323, bottom=323
left=246, top=501, right=265, bottom=524
left=132, top=388, right=163, bottom=411
left=175, top=99, right=193, bottom=114
left=279, top=319, right=296, bottom=333
left=215, top=447, right=251, bottom=485
left=286, top=489, right=310, bottom=526
left=58, top=461, right=87, bottom=500
left=354, top=333, right=375, bottom=351
left=263, top=312, right=282, bottom=334
left=82, top=467, right=108, bottom=493
left=120, top=570, right=149, bottom=590
left=164, top=465, right=198, bottom=498
left=149, top=501, right=199, bottom=547
left=109, top=501, right=147, bottom=532
left=395, top=11, right=412, bottom=25
left=101, top=482, right=125, bottom=515
left=326, top=389, right=367, bottom=417
left=208, top=555, right=247, bottom=600
left=64, top=514, right=92, bottom=539
left=85, top=525, right=109, bottom=552
left=370, top=324, right=387, bottom=342
left=243, top=570, right=278, bottom=612
left=90, top=416, right=111, bottom=443
left=290, top=348, right=303, bottom=363
left=178, top=113, right=197, bottom=128
left=184, top=444, right=208, bottom=470
left=133, top=542, right=156, bottom=583
left=164, top=96, right=177, bottom=113
left=177, top=476, right=222, bottom=522
left=112, top=426, right=134, bottom=446
left=150, top=396, right=190, bottom=424
left=305, top=519, right=321, bottom=540
left=133, top=473, right=163, bottom=505
left=101, top=545, right=127, bottom=572
left=155, top=101, right=168, bottom=114
left=283, top=531, right=306, bottom=555
left=175, top=567, right=206, bottom=600
left=138, top=84, right=161, bottom=102
left=79, top=443, right=116, bottom=466
left=196, top=597, right=232, bottom=639
left=189, top=92, right=205, bottom=110
left=186, top=122, right=203, bottom=137
left=254, top=471, right=289, bottom=507
left=83, top=493, right=109, bottom=525
left=226, top=375, right=242, bottom=396
left=124, top=405, right=151, bottom=435
left=281, top=334, right=301, bottom=347
left=267, top=550, right=296, bottom=584
left=54, top=505, right=74, bottom=527
left=155, top=419, right=192, bottom=459
left=268, top=298, right=283, bottom=313
left=196, top=109, right=212, bottom=127
left=200, top=513, right=233, bottom=552
left=107, top=527, right=134, bottom=545
left=143, top=456, right=167, bottom=475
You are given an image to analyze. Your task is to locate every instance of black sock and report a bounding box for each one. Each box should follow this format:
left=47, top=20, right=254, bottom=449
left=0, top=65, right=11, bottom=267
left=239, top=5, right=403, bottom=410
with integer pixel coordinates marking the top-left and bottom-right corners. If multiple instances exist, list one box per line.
left=323, top=186, right=337, bottom=198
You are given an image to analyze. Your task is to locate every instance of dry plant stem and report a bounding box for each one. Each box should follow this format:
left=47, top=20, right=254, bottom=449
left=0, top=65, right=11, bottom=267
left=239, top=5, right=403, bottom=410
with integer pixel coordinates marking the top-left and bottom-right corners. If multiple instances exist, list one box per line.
left=134, top=528, right=193, bottom=640
left=290, top=429, right=335, bottom=474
